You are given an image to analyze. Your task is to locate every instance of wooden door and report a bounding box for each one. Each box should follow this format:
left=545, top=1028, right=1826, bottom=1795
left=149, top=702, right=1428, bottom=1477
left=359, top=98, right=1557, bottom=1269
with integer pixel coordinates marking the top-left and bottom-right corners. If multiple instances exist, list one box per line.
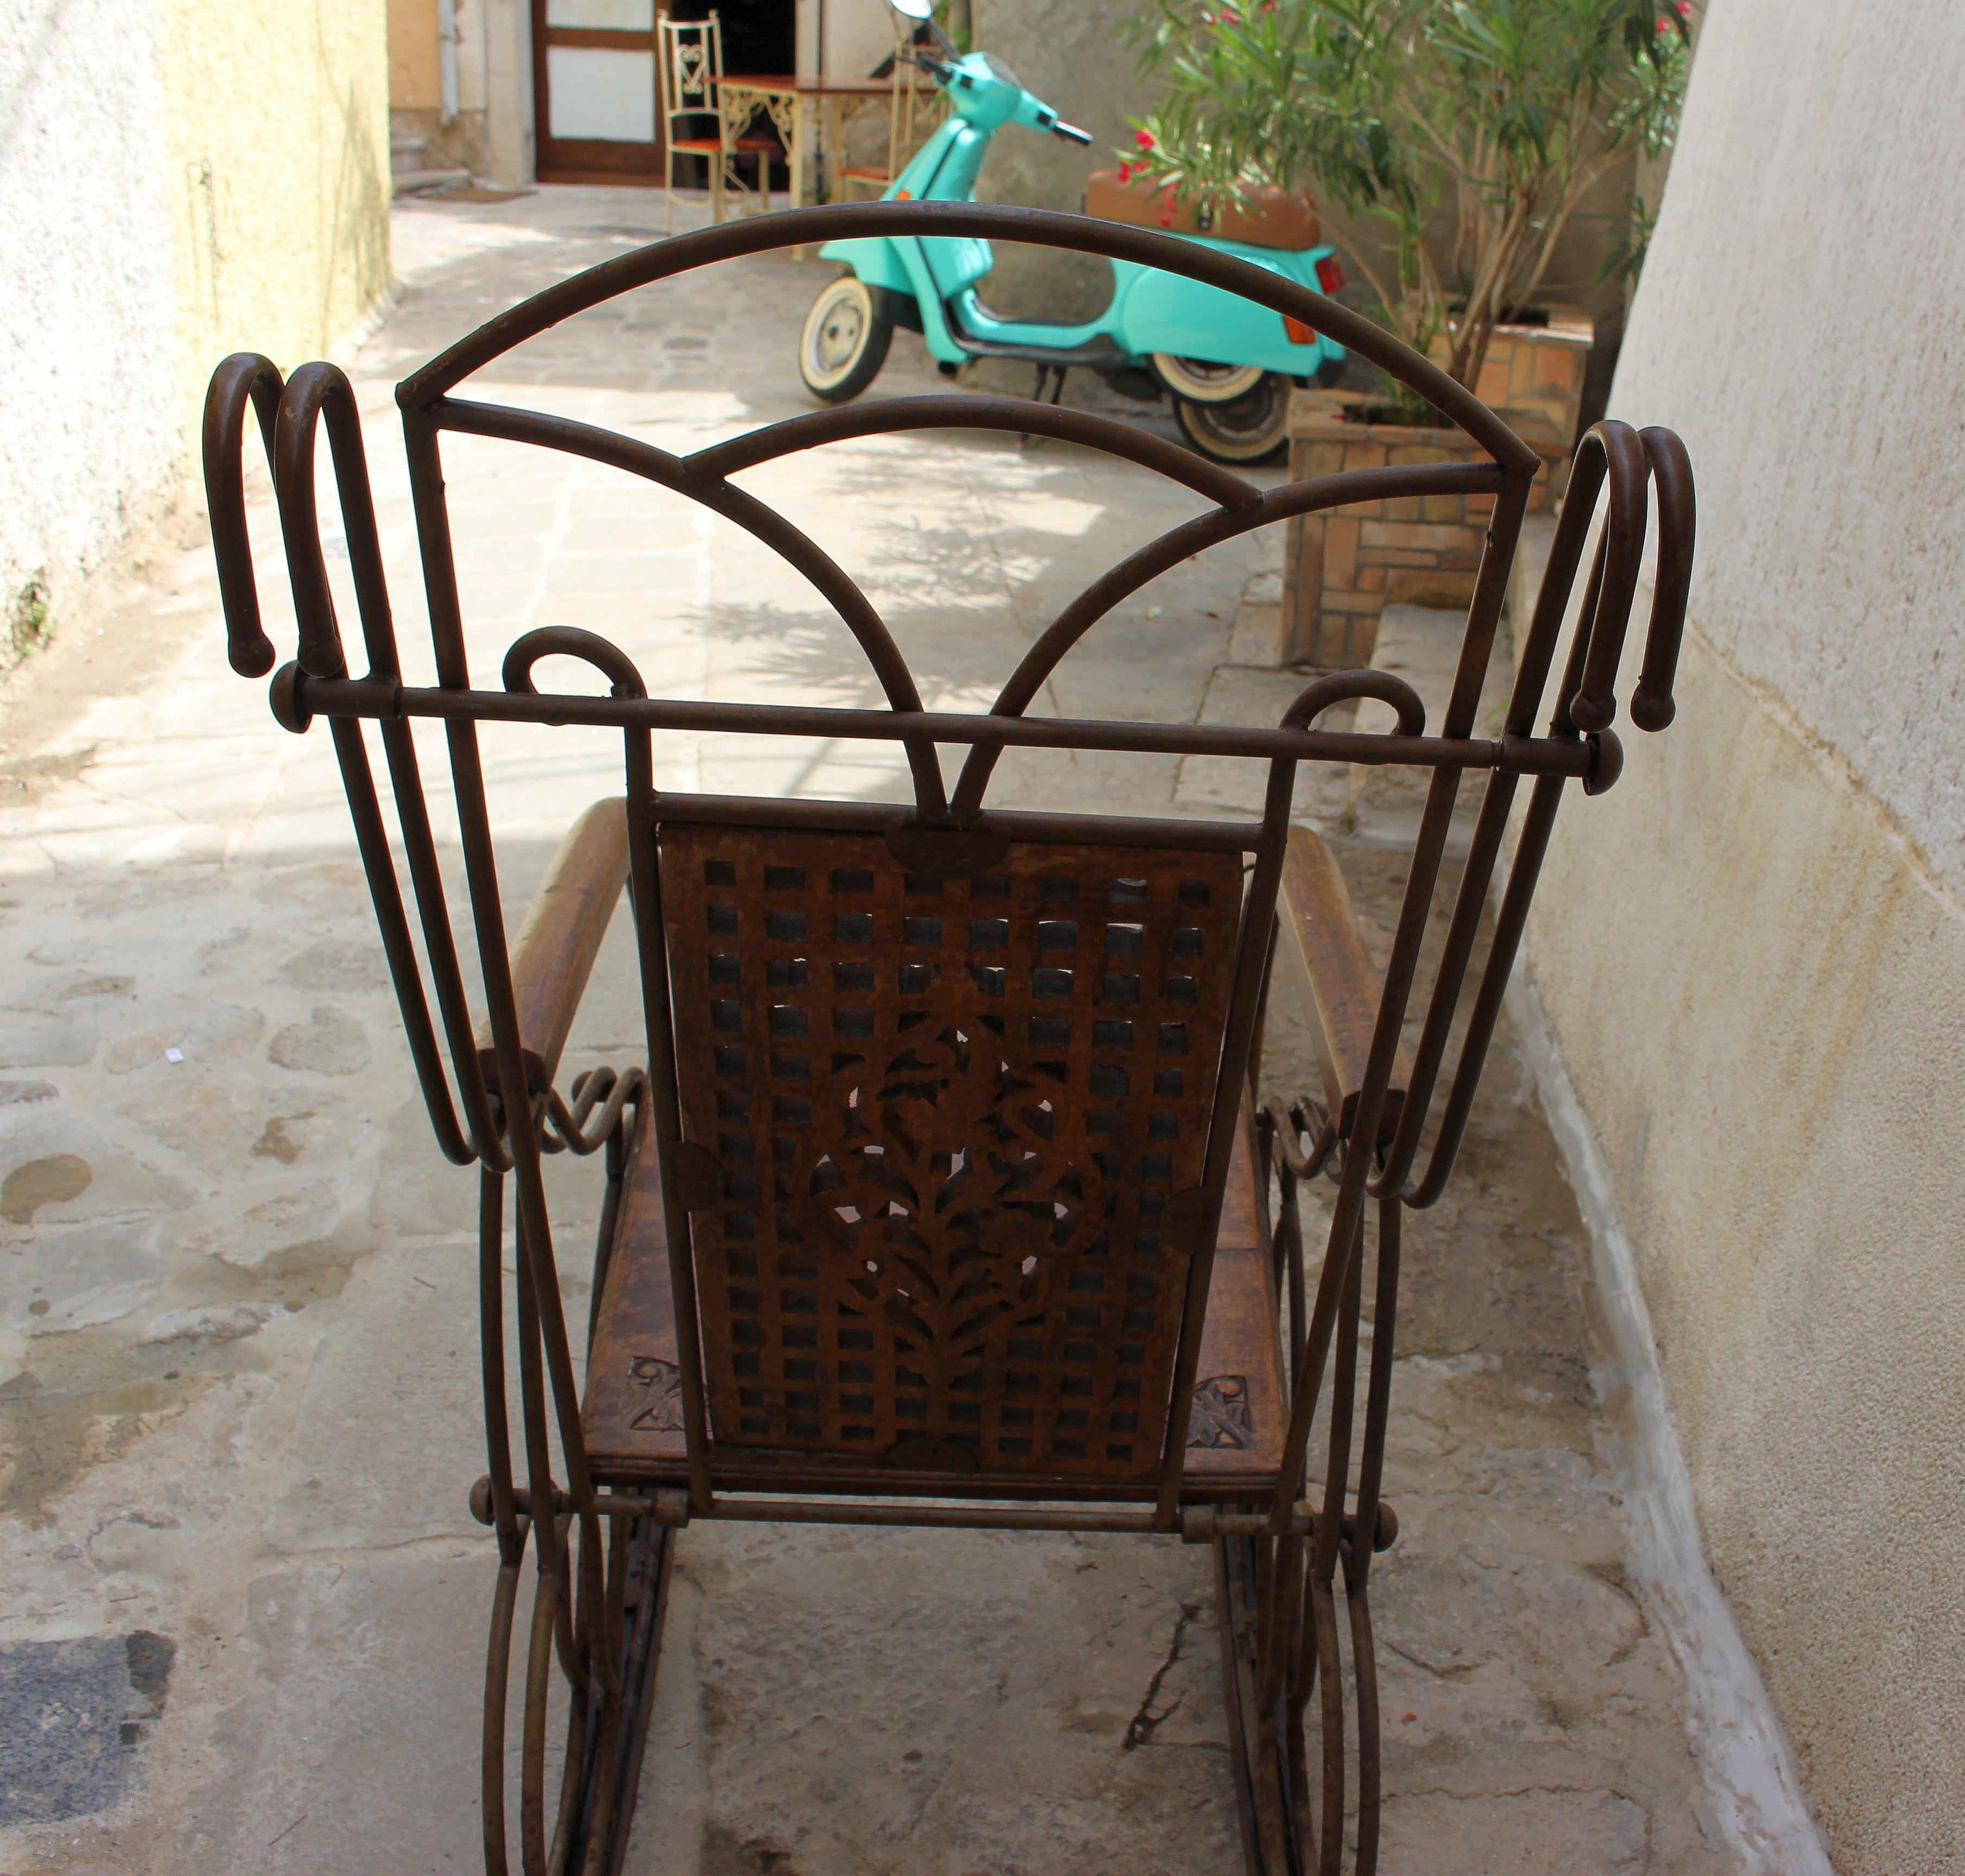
left=532, top=0, right=664, bottom=184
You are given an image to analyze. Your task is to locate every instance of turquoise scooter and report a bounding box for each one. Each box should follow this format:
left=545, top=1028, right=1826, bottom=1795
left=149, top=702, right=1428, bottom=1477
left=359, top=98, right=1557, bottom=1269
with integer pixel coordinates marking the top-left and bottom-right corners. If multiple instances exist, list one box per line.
left=796, top=0, right=1347, bottom=462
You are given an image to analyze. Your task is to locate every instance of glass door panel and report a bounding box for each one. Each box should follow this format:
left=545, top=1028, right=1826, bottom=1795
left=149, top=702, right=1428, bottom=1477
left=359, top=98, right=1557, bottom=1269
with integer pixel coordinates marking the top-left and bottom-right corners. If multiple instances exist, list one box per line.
left=546, top=47, right=656, bottom=143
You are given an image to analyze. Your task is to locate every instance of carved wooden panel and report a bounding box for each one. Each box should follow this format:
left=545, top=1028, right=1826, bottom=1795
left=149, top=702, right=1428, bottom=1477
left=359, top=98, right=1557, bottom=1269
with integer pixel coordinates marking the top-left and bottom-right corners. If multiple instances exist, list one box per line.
left=657, top=825, right=1247, bottom=1480
left=1187, top=1374, right=1253, bottom=1448
left=627, top=1355, right=684, bottom=1433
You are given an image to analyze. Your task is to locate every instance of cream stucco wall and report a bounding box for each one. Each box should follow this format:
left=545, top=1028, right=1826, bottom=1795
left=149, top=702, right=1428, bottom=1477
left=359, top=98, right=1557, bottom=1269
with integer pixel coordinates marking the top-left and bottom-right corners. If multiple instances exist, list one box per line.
left=0, top=0, right=390, bottom=647
left=162, top=0, right=392, bottom=453
left=1519, top=2, right=1965, bottom=1869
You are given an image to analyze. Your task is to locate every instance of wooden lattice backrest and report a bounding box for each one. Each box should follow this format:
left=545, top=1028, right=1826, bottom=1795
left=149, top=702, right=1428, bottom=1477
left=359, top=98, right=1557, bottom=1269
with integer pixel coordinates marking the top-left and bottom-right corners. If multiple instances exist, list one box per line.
left=660, top=823, right=1246, bottom=1480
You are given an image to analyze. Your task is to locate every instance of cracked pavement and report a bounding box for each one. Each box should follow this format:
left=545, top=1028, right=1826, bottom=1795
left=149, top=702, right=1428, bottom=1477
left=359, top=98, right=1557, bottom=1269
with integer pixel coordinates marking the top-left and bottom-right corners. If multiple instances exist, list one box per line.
left=0, top=187, right=1737, bottom=1872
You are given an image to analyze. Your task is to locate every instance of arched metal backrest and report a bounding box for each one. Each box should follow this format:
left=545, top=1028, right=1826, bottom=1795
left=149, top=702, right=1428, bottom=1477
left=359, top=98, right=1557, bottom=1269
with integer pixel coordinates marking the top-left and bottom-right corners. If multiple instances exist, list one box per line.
left=202, top=202, right=1691, bottom=1518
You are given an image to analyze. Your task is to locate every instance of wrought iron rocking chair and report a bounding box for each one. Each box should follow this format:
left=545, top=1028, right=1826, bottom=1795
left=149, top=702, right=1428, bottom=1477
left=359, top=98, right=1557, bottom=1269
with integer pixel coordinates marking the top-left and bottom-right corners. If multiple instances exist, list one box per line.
left=202, top=202, right=1693, bottom=1876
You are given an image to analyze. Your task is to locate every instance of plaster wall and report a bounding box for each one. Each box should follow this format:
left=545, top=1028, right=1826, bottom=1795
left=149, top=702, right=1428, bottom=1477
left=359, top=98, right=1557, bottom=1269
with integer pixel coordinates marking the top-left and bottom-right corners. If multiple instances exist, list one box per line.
left=0, top=1, right=178, bottom=623
left=0, top=0, right=392, bottom=647
left=801, top=0, right=898, bottom=83
left=391, top=0, right=444, bottom=105
left=1519, top=1, right=1965, bottom=1867
left=481, top=0, right=535, bottom=186
left=163, top=0, right=393, bottom=427
left=390, top=0, right=492, bottom=173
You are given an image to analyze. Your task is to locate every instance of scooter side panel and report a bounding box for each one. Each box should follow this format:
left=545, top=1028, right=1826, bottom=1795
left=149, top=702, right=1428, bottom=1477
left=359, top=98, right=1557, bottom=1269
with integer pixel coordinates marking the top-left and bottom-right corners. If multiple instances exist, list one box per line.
left=950, top=289, right=1118, bottom=353
left=1110, top=249, right=1344, bottom=377
left=818, top=237, right=915, bottom=299
left=919, top=234, right=996, bottom=302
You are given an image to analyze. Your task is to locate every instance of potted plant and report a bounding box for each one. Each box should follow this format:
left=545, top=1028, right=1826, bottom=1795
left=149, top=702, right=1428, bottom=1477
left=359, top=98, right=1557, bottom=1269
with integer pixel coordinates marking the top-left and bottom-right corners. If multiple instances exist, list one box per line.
left=1124, top=0, right=1691, bottom=662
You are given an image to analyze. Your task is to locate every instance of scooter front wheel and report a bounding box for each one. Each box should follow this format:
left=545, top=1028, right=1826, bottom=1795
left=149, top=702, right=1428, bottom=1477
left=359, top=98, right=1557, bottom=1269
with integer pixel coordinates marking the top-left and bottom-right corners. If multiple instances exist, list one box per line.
left=1171, top=372, right=1290, bottom=465
left=799, top=275, right=893, bottom=403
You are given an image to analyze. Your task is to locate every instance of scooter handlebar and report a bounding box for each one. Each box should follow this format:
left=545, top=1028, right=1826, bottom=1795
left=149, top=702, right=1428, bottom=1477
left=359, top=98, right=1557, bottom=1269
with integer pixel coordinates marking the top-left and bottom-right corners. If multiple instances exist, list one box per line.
left=1050, top=119, right=1094, bottom=145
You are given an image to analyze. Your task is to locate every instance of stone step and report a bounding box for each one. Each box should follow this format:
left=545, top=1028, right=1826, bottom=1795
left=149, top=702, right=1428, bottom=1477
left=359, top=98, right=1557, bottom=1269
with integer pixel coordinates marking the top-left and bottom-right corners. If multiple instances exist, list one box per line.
left=392, top=167, right=472, bottom=198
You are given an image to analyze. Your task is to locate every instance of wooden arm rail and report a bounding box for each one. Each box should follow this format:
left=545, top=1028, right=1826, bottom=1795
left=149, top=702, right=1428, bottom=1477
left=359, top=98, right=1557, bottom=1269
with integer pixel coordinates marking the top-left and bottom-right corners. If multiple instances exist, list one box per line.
left=474, top=797, right=631, bottom=1095
left=1276, top=826, right=1410, bottom=1142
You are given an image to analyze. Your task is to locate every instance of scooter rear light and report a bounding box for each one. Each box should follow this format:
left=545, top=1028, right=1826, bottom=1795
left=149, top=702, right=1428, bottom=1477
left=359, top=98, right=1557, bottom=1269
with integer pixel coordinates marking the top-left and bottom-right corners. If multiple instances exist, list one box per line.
left=1315, top=255, right=1347, bottom=295
left=1283, top=315, right=1319, bottom=345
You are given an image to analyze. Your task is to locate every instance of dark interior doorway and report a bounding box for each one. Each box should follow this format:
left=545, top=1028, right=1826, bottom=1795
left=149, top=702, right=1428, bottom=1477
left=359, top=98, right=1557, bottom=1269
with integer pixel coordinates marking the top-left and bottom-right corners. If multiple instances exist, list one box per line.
left=668, top=1, right=795, bottom=77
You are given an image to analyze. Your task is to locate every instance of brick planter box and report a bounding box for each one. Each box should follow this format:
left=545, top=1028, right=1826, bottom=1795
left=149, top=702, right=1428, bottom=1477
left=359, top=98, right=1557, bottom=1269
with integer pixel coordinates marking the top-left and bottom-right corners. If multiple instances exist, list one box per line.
left=1445, top=302, right=1593, bottom=467
left=1281, top=307, right=1593, bottom=669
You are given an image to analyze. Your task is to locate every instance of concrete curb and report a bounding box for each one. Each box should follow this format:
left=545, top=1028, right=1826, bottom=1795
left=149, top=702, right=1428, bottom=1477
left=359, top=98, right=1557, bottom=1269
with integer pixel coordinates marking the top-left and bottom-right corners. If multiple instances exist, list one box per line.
left=1506, top=960, right=1837, bottom=1876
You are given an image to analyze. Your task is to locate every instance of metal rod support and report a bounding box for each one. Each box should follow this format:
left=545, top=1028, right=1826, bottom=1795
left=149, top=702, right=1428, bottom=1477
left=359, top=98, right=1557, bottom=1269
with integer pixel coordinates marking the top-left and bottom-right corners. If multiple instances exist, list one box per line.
left=287, top=675, right=1598, bottom=777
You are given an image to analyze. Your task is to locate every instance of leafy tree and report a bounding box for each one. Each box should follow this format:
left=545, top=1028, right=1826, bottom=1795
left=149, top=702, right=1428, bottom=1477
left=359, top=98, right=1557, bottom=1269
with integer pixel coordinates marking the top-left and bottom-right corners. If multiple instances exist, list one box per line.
left=1123, top=0, right=1693, bottom=396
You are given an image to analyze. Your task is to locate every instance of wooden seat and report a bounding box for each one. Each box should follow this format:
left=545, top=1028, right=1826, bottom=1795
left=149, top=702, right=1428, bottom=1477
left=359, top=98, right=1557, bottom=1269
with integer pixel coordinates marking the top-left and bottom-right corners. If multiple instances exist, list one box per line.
left=670, top=136, right=776, bottom=154
left=584, top=1089, right=1285, bottom=1500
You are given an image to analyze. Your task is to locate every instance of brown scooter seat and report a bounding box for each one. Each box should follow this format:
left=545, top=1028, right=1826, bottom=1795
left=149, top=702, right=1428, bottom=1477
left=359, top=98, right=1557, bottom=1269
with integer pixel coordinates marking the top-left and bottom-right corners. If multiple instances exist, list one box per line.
left=1083, top=168, right=1320, bottom=251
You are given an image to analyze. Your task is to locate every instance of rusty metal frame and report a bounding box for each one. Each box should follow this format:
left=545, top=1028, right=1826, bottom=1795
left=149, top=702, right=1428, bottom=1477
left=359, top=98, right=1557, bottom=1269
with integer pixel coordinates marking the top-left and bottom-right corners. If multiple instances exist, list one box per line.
left=202, top=200, right=1693, bottom=1876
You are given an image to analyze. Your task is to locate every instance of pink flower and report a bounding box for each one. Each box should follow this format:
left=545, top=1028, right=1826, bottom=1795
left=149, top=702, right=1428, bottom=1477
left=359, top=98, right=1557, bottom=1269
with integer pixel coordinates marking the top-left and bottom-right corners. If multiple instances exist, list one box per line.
left=1675, top=2, right=1691, bottom=14
left=1136, top=128, right=1156, bottom=152
left=1221, top=5, right=1241, bottom=21
left=1117, top=161, right=1136, bottom=183
left=1159, top=213, right=1175, bottom=226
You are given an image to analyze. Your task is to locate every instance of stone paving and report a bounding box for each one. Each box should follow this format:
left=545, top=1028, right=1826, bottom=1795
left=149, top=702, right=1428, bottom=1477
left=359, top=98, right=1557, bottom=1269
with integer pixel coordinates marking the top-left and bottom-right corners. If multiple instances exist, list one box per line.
left=0, top=188, right=1739, bottom=1873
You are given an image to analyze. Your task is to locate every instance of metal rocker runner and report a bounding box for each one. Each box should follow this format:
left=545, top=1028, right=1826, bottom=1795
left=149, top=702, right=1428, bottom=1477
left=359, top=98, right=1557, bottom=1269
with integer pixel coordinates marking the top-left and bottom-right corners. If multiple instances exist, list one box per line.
left=204, top=201, right=1693, bottom=1876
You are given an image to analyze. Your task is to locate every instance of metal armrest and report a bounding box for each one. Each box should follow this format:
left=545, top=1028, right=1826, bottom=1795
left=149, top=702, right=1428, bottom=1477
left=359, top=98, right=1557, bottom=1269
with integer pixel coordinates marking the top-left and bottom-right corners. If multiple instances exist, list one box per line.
left=1276, top=826, right=1409, bottom=1143
left=474, top=798, right=631, bottom=1098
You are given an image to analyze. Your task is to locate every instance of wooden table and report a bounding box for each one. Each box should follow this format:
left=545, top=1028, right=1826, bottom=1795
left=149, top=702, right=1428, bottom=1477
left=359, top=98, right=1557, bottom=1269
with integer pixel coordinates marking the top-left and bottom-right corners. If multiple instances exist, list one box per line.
left=720, top=74, right=896, bottom=225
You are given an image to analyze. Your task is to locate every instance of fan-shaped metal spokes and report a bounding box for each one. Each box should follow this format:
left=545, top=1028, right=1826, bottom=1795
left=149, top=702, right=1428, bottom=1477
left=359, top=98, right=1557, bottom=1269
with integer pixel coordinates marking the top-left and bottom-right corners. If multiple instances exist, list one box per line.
left=427, top=389, right=1511, bottom=826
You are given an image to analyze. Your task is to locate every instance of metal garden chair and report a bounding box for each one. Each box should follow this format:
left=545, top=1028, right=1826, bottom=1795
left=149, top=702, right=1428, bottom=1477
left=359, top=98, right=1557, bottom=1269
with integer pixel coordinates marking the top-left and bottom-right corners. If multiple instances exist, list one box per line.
left=202, top=202, right=1693, bottom=1876
left=658, top=11, right=776, bottom=230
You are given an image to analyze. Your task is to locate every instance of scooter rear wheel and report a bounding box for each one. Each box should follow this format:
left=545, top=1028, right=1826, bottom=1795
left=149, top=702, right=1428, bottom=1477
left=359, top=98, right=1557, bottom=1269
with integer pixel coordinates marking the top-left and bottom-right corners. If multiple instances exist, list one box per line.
left=1172, top=372, right=1289, bottom=464
left=1152, top=353, right=1266, bottom=404
left=800, top=275, right=893, bottom=403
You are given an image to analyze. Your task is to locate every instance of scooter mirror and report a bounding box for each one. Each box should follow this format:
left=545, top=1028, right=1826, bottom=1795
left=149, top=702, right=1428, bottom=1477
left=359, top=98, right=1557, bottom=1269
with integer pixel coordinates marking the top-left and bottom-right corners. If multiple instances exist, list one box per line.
left=889, top=0, right=959, bottom=60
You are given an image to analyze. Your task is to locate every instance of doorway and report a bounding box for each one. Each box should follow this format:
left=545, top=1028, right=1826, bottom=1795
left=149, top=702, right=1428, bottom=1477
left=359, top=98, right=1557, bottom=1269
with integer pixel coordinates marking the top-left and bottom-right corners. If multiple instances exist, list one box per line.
left=531, top=1, right=795, bottom=186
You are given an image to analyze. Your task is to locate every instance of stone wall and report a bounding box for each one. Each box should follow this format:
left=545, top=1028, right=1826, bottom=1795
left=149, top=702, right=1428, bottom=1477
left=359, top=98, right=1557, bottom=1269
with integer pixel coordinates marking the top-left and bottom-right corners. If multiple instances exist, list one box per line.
left=0, top=0, right=392, bottom=657
left=1518, top=1, right=1965, bottom=1868
left=972, top=0, right=1160, bottom=320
